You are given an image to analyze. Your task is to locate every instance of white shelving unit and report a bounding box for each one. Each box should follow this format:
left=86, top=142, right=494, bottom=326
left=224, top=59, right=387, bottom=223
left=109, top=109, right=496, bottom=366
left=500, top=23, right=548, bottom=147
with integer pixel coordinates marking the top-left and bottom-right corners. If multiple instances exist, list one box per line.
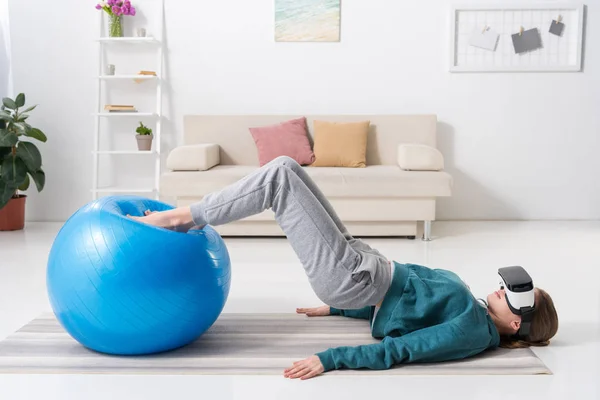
left=94, top=112, right=158, bottom=117
left=94, top=150, right=156, bottom=155
left=99, top=75, right=159, bottom=81
left=92, top=0, right=164, bottom=200
left=93, top=187, right=157, bottom=194
left=97, top=37, right=160, bottom=44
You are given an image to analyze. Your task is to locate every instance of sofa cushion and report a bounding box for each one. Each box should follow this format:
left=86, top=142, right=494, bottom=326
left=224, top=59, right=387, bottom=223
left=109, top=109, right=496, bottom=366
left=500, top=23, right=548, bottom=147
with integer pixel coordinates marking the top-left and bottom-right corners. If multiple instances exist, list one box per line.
left=160, top=165, right=452, bottom=198
left=166, top=144, right=220, bottom=171
left=311, top=120, right=370, bottom=167
left=398, top=144, right=444, bottom=171
left=248, top=117, right=315, bottom=166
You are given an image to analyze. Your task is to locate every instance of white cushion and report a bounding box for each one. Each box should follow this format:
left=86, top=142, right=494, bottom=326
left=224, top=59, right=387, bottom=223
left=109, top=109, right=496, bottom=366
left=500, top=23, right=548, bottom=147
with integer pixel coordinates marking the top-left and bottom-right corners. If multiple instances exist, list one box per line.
left=166, top=144, right=220, bottom=171
left=160, top=165, right=452, bottom=198
left=397, top=144, right=444, bottom=171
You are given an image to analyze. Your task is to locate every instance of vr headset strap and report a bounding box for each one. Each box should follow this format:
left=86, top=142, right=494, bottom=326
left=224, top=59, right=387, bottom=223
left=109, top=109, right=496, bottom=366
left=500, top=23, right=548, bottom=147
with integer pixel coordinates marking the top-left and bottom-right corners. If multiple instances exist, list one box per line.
left=516, top=306, right=535, bottom=339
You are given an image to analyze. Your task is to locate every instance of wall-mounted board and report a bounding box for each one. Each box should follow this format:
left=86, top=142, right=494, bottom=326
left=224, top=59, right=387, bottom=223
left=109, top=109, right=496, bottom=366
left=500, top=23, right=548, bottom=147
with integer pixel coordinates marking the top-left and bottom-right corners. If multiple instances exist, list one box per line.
left=450, top=3, right=584, bottom=72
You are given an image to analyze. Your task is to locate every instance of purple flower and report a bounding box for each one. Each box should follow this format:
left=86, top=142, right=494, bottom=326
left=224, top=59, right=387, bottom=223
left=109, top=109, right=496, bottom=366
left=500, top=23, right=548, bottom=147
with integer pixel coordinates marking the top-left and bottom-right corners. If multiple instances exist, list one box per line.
left=112, top=5, right=121, bottom=15
left=125, top=0, right=131, bottom=6
left=107, top=0, right=115, bottom=5
left=129, top=6, right=136, bottom=16
left=95, top=4, right=102, bottom=10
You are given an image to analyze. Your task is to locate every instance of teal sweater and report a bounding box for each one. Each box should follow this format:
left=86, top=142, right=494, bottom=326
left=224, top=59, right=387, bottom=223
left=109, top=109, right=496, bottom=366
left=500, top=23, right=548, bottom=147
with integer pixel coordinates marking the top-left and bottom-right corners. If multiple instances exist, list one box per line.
left=317, top=262, right=500, bottom=371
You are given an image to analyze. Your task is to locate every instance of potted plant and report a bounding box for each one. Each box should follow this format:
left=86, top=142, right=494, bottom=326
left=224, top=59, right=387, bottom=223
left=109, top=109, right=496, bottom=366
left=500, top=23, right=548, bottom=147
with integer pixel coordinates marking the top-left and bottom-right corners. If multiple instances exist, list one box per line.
left=0, top=94, right=47, bottom=231
left=95, top=0, right=137, bottom=38
left=135, top=122, right=153, bottom=151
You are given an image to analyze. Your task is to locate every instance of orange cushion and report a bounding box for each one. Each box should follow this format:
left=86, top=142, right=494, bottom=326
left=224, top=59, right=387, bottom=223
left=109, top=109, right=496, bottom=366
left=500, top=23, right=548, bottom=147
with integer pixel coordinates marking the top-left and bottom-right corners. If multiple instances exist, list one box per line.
left=311, top=120, right=370, bottom=167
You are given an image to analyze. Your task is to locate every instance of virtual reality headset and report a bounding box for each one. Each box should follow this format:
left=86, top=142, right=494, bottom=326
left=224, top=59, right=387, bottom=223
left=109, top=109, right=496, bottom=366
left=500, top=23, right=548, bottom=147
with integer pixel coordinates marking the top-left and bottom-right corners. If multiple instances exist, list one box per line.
left=498, top=266, right=536, bottom=339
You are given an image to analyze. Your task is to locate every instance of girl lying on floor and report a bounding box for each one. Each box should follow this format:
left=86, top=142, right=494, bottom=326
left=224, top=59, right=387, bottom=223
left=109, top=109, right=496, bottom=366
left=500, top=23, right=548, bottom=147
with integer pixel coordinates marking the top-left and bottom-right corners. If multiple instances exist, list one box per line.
left=130, top=156, right=559, bottom=380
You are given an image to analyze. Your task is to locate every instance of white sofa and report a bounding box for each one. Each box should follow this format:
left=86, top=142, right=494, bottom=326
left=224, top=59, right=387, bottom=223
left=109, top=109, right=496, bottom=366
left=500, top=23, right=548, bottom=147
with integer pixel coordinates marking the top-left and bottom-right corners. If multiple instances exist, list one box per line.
left=160, top=115, right=453, bottom=240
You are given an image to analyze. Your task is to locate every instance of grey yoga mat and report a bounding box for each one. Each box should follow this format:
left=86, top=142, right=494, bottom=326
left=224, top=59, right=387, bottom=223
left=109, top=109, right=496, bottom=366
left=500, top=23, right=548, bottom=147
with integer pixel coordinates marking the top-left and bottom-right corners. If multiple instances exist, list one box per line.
left=0, top=313, right=551, bottom=375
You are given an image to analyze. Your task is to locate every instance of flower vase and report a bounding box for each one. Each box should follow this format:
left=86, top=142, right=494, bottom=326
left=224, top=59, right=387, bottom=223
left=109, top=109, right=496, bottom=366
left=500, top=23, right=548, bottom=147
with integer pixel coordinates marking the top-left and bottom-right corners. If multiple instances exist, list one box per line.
left=109, top=15, right=123, bottom=37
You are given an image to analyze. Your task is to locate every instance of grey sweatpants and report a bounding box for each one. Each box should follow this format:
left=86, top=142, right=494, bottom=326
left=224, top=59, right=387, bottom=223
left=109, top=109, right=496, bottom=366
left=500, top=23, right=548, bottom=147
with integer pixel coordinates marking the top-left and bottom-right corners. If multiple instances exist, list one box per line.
left=189, top=156, right=392, bottom=309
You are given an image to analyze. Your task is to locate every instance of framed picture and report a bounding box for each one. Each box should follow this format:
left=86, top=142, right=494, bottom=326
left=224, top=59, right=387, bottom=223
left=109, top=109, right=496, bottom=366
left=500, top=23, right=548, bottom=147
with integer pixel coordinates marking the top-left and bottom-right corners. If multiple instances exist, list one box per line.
left=450, top=3, right=584, bottom=72
left=275, top=0, right=341, bottom=42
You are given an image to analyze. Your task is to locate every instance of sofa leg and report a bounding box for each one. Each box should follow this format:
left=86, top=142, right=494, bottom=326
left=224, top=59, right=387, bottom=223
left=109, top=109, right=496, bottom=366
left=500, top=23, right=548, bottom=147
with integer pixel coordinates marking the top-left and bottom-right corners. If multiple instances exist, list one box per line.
left=422, top=221, right=432, bottom=241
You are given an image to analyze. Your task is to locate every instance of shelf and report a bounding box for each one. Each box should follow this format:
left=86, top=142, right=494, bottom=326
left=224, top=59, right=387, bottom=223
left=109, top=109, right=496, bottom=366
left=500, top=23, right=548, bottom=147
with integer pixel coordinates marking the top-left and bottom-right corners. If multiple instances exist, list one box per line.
left=94, top=150, right=157, bottom=155
left=95, top=112, right=157, bottom=117
left=99, top=75, right=159, bottom=81
left=92, top=187, right=156, bottom=194
left=93, top=0, right=164, bottom=202
left=97, top=37, right=159, bottom=44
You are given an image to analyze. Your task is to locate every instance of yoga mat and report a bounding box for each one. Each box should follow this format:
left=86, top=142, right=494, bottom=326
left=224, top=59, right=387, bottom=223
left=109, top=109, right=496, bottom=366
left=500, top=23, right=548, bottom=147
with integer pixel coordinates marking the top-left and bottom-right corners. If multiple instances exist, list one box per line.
left=0, top=313, right=551, bottom=375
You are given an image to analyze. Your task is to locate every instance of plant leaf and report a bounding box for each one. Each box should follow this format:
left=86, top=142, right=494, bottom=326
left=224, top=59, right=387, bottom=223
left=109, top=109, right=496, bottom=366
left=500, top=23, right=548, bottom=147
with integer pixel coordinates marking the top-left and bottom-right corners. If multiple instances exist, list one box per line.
left=1, top=155, right=27, bottom=186
left=0, top=147, right=10, bottom=158
left=18, top=114, right=29, bottom=121
left=0, top=130, right=18, bottom=147
left=2, top=97, right=17, bottom=110
left=0, top=177, right=18, bottom=209
left=25, top=128, right=47, bottom=143
left=15, top=93, right=25, bottom=108
left=12, top=122, right=27, bottom=134
left=0, top=112, right=13, bottom=123
left=21, top=105, right=37, bottom=113
left=31, top=169, right=45, bottom=192
left=16, top=141, right=42, bottom=172
left=18, top=173, right=30, bottom=191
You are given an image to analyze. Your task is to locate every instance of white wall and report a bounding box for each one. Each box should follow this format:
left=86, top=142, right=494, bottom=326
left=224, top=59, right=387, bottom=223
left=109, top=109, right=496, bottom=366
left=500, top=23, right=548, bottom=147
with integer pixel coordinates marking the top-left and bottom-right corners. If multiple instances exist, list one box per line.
left=0, top=0, right=11, bottom=97
left=8, top=0, right=96, bottom=222
left=8, top=0, right=600, bottom=222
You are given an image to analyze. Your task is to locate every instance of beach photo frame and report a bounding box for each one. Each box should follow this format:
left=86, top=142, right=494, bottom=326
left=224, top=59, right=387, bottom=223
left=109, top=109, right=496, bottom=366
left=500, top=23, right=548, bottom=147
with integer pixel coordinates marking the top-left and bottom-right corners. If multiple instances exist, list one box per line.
left=275, top=0, right=341, bottom=42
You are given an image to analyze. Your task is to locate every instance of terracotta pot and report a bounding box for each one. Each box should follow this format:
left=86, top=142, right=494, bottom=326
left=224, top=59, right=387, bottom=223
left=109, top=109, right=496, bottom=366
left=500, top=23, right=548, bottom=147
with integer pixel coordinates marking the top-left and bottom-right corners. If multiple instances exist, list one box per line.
left=136, top=134, right=153, bottom=151
left=0, top=195, right=26, bottom=231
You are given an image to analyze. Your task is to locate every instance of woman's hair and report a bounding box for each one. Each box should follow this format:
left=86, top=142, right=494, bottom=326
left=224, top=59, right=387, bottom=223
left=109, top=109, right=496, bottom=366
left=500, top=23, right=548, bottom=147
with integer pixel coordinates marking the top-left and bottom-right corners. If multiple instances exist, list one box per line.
left=499, top=288, right=558, bottom=349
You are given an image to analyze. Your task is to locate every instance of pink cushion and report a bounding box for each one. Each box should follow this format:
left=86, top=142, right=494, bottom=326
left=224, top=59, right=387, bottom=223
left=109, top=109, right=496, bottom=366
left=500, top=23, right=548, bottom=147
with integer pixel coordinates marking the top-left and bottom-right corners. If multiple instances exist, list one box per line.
left=249, top=117, right=315, bottom=166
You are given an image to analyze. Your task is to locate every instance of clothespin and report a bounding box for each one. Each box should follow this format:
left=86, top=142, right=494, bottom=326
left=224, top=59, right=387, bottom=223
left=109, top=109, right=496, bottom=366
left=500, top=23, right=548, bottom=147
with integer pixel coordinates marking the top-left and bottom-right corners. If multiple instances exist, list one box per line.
left=556, top=14, right=563, bottom=24
left=482, top=24, right=488, bottom=34
left=519, top=26, right=524, bottom=36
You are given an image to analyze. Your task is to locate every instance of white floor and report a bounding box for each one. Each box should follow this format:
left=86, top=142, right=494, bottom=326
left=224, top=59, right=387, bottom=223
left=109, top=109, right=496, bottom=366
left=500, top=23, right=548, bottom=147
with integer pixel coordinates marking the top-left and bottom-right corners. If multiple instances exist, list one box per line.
left=0, top=221, right=599, bottom=400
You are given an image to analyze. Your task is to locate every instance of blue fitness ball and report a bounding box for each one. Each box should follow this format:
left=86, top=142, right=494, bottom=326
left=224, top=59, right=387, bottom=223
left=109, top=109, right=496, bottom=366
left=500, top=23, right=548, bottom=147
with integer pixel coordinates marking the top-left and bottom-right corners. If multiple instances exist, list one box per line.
left=46, top=195, right=231, bottom=355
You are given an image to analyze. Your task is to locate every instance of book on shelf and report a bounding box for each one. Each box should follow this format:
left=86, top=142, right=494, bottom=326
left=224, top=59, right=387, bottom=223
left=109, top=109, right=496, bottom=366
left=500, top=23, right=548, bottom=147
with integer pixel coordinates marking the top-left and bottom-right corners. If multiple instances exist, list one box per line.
left=104, top=105, right=137, bottom=112
left=134, top=70, right=158, bottom=84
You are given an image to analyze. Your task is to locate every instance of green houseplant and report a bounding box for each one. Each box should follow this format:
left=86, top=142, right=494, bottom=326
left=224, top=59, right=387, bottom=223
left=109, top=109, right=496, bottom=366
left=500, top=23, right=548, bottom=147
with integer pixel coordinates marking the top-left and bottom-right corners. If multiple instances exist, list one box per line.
left=0, top=93, right=47, bottom=231
left=135, top=121, right=153, bottom=151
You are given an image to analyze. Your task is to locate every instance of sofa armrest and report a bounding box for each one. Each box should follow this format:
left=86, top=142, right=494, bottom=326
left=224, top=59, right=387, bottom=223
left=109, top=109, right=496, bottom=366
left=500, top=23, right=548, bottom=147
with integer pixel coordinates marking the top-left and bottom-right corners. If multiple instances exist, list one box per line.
left=397, top=144, right=444, bottom=171
left=166, top=144, right=220, bottom=171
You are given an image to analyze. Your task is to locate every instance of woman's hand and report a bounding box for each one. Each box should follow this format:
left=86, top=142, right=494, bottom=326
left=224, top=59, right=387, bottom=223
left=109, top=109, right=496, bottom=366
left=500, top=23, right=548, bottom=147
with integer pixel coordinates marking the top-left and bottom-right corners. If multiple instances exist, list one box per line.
left=127, top=207, right=194, bottom=230
left=128, top=210, right=162, bottom=226
left=296, top=306, right=330, bottom=317
left=283, top=355, right=325, bottom=380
